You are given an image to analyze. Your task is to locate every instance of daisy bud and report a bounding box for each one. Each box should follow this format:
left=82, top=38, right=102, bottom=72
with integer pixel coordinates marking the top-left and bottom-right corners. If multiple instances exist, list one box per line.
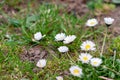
left=55, top=33, right=66, bottom=41
left=34, top=32, right=45, bottom=41
left=58, top=46, right=69, bottom=53
left=36, top=59, right=47, bottom=68
left=63, top=35, right=76, bottom=44
left=104, top=17, right=114, bottom=27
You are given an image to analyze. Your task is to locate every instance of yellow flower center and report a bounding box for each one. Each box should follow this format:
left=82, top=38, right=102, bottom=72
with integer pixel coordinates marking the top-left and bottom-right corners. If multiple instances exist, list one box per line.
left=83, top=56, right=88, bottom=61
left=93, top=62, right=97, bottom=65
left=85, top=44, right=91, bottom=50
left=90, top=21, right=95, bottom=25
left=73, top=69, right=79, bottom=74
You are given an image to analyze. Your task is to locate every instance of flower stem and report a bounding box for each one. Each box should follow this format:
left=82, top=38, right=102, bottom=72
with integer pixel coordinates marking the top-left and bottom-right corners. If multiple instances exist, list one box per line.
left=113, top=49, right=117, bottom=67
left=99, top=76, right=113, bottom=80
left=66, top=52, right=76, bottom=64
left=100, top=27, right=108, bottom=57
left=103, top=66, right=120, bottom=76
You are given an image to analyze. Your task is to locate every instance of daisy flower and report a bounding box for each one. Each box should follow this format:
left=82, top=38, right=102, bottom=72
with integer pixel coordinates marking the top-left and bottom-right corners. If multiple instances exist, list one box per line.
left=33, top=32, right=45, bottom=41
left=56, top=76, right=63, bottom=80
left=58, top=46, right=69, bottom=53
left=86, top=18, right=98, bottom=27
left=69, top=66, right=83, bottom=77
left=63, top=35, right=76, bottom=44
left=36, top=59, right=47, bottom=68
left=80, top=40, right=96, bottom=51
left=90, top=58, right=102, bottom=67
left=104, top=17, right=114, bottom=26
left=79, top=53, right=92, bottom=63
left=55, top=33, right=66, bottom=41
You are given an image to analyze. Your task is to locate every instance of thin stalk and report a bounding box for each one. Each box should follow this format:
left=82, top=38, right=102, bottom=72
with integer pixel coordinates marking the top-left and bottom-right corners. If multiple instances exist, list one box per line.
left=99, top=76, right=113, bottom=80
left=103, top=66, right=120, bottom=76
left=113, top=49, right=117, bottom=67
left=100, top=27, right=108, bottom=57
left=66, top=52, right=76, bottom=64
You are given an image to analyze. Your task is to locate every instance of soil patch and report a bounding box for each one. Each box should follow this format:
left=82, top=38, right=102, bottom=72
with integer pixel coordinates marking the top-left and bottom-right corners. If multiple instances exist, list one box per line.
left=110, top=7, right=120, bottom=36
left=20, top=45, right=48, bottom=63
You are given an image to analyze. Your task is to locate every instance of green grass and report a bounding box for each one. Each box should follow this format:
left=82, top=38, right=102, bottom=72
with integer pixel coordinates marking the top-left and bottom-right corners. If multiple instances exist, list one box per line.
left=0, top=1, right=120, bottom=80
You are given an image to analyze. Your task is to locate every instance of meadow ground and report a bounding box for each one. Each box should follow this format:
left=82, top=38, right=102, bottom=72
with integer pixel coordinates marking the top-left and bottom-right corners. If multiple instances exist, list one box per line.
left=0, top=0, right=120, bottom=80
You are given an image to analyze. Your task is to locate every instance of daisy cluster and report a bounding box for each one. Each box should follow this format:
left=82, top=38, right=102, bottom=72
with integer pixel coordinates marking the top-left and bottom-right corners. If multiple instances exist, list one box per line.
left=86, top=17, right=114, bottom=27
left=69, top=41, right=102, bottom=77
left=33, top=17, right=114, bottom=79
left=56, top=33, right=76, bottom=53
left=68, top=17, right=114, bottom=78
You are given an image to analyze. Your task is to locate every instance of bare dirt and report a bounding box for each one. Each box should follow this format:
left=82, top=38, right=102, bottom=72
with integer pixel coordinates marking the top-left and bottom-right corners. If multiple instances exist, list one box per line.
left=110, top=7, right=120, bottom=36
left=51, top=0, right=89, bottom=16
left=20, top=45, right=48, bottom=63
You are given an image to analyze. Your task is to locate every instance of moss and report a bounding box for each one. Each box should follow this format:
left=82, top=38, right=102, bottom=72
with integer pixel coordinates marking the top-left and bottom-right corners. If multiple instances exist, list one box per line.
left=110, top=36, right=120, bottom=58
left=111, top=36, right=120, bottom=52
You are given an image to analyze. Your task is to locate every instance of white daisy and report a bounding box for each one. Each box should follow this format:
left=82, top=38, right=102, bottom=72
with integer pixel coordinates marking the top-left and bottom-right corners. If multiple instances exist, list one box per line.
left=34, top=32, right=45, bottom=41
left=58, top=46, right=69, bottom=53
left=104, top=17, right=114, bottom=25
left=36, top=59, right=47, bottom=68
left=56, top=76, right=63, bottom=80
left=55, top=33, right=66, bottom=41
left=79, top=53, right=92, bottom=63
left=63, top=35, right=76, bottom=44
left=80, top=40, right=96, bottom=51
left=86, top=18, right=98, bottom=27
left=69, top=66, right=83, bottom=77
left=90, top=58, right=102, bottom=67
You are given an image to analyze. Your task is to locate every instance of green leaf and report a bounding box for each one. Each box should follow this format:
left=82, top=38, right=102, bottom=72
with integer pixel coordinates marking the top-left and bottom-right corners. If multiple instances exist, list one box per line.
left=8, top=18, right=21, bottom=27
left=110, top=72, right=115, bottom=78
left=26, top=15, right=39, bottom=27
